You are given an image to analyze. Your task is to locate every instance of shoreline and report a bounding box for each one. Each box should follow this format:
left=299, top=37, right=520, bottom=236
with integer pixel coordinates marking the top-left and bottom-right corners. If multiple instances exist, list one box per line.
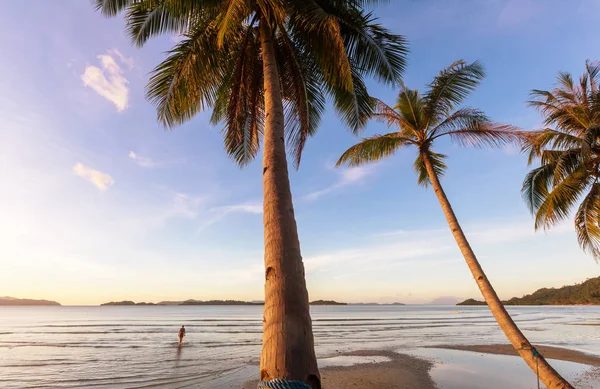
left=242, top=350, right=436, bottom=389
left=241, top=345, right=600, bottom=389
left=429, top=344, right=600, bottom=366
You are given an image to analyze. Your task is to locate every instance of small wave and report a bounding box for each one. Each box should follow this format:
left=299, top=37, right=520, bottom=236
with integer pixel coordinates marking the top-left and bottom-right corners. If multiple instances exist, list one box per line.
left=0, top=361, right=81, bottom=367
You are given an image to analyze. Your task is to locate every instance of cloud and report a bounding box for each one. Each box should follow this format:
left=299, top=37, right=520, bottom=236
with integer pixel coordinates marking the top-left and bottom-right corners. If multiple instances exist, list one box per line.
left=81, top=50, right=130, bottom=112
left=306, top=219, right=573, bottom=275
left=165, top=193, right=207, bottom=220
left=199, top=201, right=263, bottom=231
left=497, top=0, right=539, bottom=28
left=107, top=49, right=134, bottom=70
left=150, top=193, right=261, bottom=231
left=129, top=151, right=158, bottom=168
left=213, top=202, right=263, bottom=215
left=304, top=240, right=453, bottom=273
left=72, top=163, right=114, bottom=191
left=304, top=165, right=375, bottom=201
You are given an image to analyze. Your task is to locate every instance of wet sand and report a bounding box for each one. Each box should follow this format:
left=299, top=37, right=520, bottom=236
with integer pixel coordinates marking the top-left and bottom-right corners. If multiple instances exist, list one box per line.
left=241, top=346, right=600, bottom=389
left=430, top=344, right=600, bottom=366
left=243, top=350, right=436, bottom=389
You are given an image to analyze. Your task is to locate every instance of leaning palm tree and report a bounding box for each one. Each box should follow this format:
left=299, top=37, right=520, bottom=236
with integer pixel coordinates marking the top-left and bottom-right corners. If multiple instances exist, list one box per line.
left=94, top=1, right=407, bottom=387
left=523, top=61, right=600, bottom=263
left=337, top=60, right=573, bottom=389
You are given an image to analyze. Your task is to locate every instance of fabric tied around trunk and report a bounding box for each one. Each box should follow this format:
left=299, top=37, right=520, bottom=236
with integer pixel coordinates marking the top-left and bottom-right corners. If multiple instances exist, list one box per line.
left=258, top=379, right=312, bottom=389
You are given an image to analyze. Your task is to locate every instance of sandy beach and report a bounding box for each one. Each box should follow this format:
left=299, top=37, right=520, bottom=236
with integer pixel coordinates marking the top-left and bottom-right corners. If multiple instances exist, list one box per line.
left=243, top=345, right=600, bottom=389
left=243, top=350, right=436, bottom=389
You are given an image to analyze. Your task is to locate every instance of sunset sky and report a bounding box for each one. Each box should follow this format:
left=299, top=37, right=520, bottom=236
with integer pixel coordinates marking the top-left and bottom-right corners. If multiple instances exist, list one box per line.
left=1, top=0, right=599, bottom=305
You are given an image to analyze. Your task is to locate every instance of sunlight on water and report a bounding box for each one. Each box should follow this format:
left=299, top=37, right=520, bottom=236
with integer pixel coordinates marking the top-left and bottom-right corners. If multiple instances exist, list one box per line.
left=0, top=305, right=599, bottom=388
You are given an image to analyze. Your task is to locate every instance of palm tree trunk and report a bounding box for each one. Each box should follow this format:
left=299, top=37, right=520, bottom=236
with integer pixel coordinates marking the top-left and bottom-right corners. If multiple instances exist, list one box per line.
left=421, top=151, right=573, bottom=389
left=258, top=18, right=320, bottom=388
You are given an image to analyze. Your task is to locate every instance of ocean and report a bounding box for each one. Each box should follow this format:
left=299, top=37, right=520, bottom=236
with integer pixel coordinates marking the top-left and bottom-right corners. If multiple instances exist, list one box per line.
left=1, top=305, right=599, bottom=388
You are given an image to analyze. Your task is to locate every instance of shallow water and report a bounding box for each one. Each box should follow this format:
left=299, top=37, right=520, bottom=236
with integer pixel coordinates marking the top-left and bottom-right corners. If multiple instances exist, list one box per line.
left=409, top=348, right=599, bottom=389
left=0, top=305, right=599, bottom=388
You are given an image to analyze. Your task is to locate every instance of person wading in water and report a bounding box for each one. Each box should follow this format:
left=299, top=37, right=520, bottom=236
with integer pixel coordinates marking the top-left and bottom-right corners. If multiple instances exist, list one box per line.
left=178, top=325, right=186, bottom=344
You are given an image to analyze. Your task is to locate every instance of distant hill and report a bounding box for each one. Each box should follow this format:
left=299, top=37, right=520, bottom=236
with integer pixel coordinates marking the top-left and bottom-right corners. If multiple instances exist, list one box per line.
left=101, top=301, right=155, bottom=306
left=310, top=300, right=346, bottom=305
left=350, top=302, right=405, bottom=306
left=103, top=299, right=263, bottom=306
left=458, top=276, right=600, bottom=306
left=101, top=299, right=354, bottom=306
left=457, top=298, right=487, bottom=306
left=429, top=296, right=463, bottom=305
left=0, top=297, right=61, bottom=306
left=179, top=299, right=262, bottom=305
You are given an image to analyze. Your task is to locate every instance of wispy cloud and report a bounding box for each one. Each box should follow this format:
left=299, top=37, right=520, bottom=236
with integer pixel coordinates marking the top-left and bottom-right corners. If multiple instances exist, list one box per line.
left=199, top=201, right=263, bottom=231
left=304, top=165, right=375, bottom=201
left=164, top=193, right=207, bottom=220
left=129, top=151, right=158, bottom=168
left=306, top=219, right=574, bottom=275
left=212, top=202, right=263, bottom=215
left=81, top=50, right=130, bottom=112
left=497, top=0, right=538, bottom=28
left=373, top=221, right=571, bottom=245
left=72, top=163, right=114, bottom=191
left=149, top=193, right=261, bottom=231
left=304, top=240, right=453, bottom=273
left=107, top=49, right=134, bottom=70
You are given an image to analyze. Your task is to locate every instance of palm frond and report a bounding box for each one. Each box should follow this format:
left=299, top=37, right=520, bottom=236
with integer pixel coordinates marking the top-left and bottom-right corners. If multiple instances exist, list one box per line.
left=430, top=108, right=522, bottom=148
left=125, top=1, right=191, bottom=47
left=371, top=98, right=415, bottom=132
left=575, top=183, right=600, bottom=262
left=216, top=0, right=252, bottom=48
left=328, top=62, right=374, bottom=133
left=212, top=22, right=263, bottom=166
left=337, top=9, right=408, bottom=85
left=289, top=1, right=354, bottom=91
left=423, top=60, right=485, bottom=123
left=549, top=149, right=584, bottom=186
left=394, top=87, right=424, bottom=131
left=94, top=0, right=133, bottom=16
left=529, top=89, right=590, bottom=133
left=336, top=133, right=413, bottom=167
left=533, top=168, right=590, bottom=229
left=414, top=151, right=446, bottom=187
left=146, top=19, right=226, bottom=127
left=522, top=163, right=556, bottom=215
left=585, top=60, right=600, bottom=94
left=521, top=129, right=583, bottom=164
left=276, top=27, right=326, bottom=168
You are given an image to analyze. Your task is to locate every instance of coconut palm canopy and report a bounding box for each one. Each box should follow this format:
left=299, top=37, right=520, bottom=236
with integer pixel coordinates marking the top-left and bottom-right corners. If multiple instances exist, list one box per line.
left=94, top=1, right=408, bottom=386
left=337, top=62, right=574, bottom=388
left=337, top=60, right=517, bottom=176
left=95, top=0, right=408, bottom=167
left=523, top=61, right=600, bottom=261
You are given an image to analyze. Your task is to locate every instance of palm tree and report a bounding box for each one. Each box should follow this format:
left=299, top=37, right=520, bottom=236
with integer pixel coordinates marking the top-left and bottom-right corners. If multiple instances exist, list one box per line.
left=523, top=61, right=600, bottom=263
left=94, top=1, right=407, bottom=387
left=337, top=60, right=573, bottom=389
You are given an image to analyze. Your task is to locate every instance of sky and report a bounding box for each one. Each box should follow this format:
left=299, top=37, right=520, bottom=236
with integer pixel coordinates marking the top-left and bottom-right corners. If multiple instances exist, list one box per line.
left=1, top=0, right=599, bottom=305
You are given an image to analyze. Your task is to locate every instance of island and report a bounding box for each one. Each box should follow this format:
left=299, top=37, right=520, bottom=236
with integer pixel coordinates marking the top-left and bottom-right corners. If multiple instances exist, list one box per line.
left=457, top=298, right=487, bottom=306
left=0, top=297, right=61, bottom=306
left=310, top=300, right=347, bottom=305
left=458, top=276, right=600, bottom=306
left=101, top=301, right=155, bottom=306
left=101, top=299, right=264, bottom=306
left=101, top=299, right=354, bottom=306
left=179, top=299, right=262, bottom=305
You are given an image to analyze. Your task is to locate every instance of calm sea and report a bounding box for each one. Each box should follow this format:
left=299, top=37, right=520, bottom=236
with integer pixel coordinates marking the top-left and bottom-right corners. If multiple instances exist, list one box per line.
left=0, top=305, right=599, bottom=388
